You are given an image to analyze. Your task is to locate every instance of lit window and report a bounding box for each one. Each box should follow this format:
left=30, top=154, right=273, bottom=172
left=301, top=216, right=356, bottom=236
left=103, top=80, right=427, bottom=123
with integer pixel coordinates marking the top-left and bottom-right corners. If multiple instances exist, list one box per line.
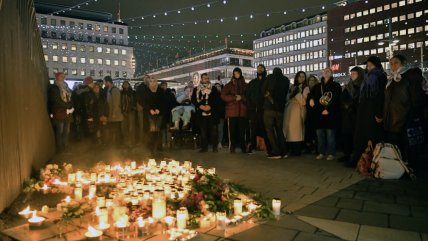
left=391, top=2, right=398, bottom=8
left=399, top=1, right=405, bottom=6
left=363, top=23, right=369, bottom=29
left=97, top=47, right=102, bottom=53
left=392, top=17, right=398, bottom=23
left=106, top=59, right=111, bottom=65
left=408, top=43, right=415, bottom=49
left=370, top=35, right=376, bottom=41
left=408, top=28, right=415, bottom=34
left=364, top=37, right=369, bottom=42
left=89, top=46, right=94, bottom=52
left=384, top=4, right=390, bottom=10
left=114, top=60, right=119, bottom=66
left=71, top=44, right=77, bottom=51
left=89, top=58, right=94, bottom=64
left=53, top=55, right=58, bottom=62
left=62, top=56, right=67, bottom=63
left=407, top=0, right=414, bottom=3
left=357, top=25, right=362, bottom=30
left=357, top=38, right=363, bottom=43
left=42, top=42, right=48, bottom=48
left=400, top=44, right=407, bottom=50
left=400, top=29, right=406, bottom=36
left=350, top=13, right=355, bottom=19
left=350, top=26, right=356, bottom=32
left=364, top=50, right=369, bottom=55
left=61, top=43, right=67, bottom=50
left=416, top=26, right=423, bottom=32
left=408, top=13, right=414, bottom=19
left=363, top=10, right=369, bottom=15
left=416, top=11, right=422, bottom=18
left=52, top=42, right=58, bottom=49
left=103, top=26, right=108, bottom=32
left=122, top=72, right=127, bottom=78
left=369, top=8, right=375, bottom=14
left=87, top=24, right=93, bottom=30
left=80, top=57, right=86, bottom=64
left=71, top=57, right=76, bottom=63
left=121, top=49, right=127, bottom=55
left=105, top=48, right=111, bottom=54
left=44, top=55, right=48, bottom=61
left=377, top=34, right=383, bottom=40
left=72, top=69, right=77, bottom=75
left=371, top=49, right=376, bottom=54
left=377, top=6, right=383, bottom=12
left=344, top=15, right=349, bottom=21
left=81, top=70, right=85, bottom=76
left=356, top=12, right=362, bottom=17
left=345, top=27, right=350, bottom=33
left=122, top=60, right=126, bottom=66
left=378, top=48, right=384, bottom=53
left=400, top=15, right=406, bottom=21
left=97, top=59, right=102, bottom=65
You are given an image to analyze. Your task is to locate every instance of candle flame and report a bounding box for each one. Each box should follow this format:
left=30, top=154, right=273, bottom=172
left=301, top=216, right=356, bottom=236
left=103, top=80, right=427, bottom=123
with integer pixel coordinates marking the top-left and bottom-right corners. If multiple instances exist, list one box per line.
left=115, top=216, right=129, bottom=228
left=137, top=217, right=145, bottom=227
left=88, top=225, right=98, bottom=233
left=19, top=206, right=31, bottom=214
left=28, top=210, right=45, bottom=223
left=85, top=225, right=102, bottom=237
left=42, top=184, right=48, bottom=190
left=65, top=196, right=71, bottom=203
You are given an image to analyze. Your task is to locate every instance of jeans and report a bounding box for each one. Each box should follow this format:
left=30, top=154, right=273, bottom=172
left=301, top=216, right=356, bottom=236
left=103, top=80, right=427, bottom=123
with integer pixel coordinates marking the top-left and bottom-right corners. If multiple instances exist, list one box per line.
left=172, top=106, right=193, bottom=124
left=263, top=110, right=286, bottom=156
left=316, top=129, right=336, bottom=156
left=218, top=118, right=225, bottom=146
left=53, top=119, right=71, bottom=151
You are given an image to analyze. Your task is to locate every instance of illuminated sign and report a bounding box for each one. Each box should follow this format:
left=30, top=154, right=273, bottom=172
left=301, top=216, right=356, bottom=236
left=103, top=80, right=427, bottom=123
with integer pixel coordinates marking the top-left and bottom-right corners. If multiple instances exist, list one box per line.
left=333, top=72, right=347, bottom=77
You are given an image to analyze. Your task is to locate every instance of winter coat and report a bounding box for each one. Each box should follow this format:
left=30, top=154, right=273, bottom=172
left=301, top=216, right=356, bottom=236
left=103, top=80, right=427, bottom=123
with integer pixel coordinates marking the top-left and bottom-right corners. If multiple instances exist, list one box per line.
left=106, top=86, right=124, bottom=122
left=221, top=78, right=247, bottom=118
left=85, top=91, right=109, bottom=126
left=341, top=78, right=362, bottom=134
left=262, top=74, right=290, bottom=113
left=191, top=86, right=222, bottom=124
left=143, top=87, right=166, bottom=116
left=120, top=88, right=137, bottom=114
left=311, top=78, right=342, bottom=129
left=283, top=86, right=310, bottom=142
left=384, top=67, right=425, bottom=133
left=246, top=77, right=265, bottom=114
left=47, top=83, right=73, bottom=121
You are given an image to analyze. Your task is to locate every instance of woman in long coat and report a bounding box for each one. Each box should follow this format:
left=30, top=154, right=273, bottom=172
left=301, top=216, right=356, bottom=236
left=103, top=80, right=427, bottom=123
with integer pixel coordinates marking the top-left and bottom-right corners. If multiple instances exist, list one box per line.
left=284, top=71, right=310, bottom=156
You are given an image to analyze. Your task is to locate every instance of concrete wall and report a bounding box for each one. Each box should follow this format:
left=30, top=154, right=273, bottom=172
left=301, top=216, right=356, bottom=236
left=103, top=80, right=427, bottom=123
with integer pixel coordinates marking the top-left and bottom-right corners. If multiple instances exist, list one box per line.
left=0, top=0, right=55, bottom=212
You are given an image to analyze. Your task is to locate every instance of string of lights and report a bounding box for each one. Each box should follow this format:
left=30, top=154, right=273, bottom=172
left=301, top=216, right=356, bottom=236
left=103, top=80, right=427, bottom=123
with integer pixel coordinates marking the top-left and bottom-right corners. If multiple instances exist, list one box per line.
left=48, top=0, right=99, bottom=15
left=122, top=0, right=227, bottom=22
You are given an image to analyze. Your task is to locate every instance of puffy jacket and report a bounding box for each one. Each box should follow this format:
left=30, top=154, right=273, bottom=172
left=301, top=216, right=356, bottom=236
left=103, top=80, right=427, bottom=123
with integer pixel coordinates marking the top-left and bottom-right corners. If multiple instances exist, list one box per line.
left=221, top=78, right=247, bottom=118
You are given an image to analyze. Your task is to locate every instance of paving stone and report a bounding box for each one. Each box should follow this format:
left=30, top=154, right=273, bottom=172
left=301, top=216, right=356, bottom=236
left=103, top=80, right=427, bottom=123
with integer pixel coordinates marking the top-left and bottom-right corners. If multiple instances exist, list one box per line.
left=363, top=201, right=410, bottom=216
left=228, top=224, right=298, bottom=241
left=411, top=206, right=428, bottom=218
left=313, top=197, right=339, bottom=208
left=336, top=198, right=363, bottom=211
left=357, top=225, right=421, bottom=241
left=354, top=192, right=395, bottom=203
left=265, top=215, right=317, bottom=233
left=331, top=190, right=355, bottom=199
left=294, top=205, right=340, bottom=220
left=335, top=209, right=388, bottom=227
left=389, top=215, right=428, bottom=233
left=421, top=233, right=428, bottom=241
left=297, top=216, right=359, bottom=241
left=396, top=196, right=428, bottom=206
left=293, top=232, right=344, bottom=241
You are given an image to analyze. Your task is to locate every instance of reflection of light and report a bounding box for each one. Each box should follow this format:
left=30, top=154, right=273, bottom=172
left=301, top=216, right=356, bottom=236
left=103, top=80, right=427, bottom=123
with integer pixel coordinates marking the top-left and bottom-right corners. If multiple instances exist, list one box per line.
left=65, top=196, right=71, bottom=204
left=19, top=206, right=32, bottom=217
left=137, top=217, right=145, bottom=227
left=85, top=226, right=102, bottom=238
left=28, top=211, right=45, bottom=223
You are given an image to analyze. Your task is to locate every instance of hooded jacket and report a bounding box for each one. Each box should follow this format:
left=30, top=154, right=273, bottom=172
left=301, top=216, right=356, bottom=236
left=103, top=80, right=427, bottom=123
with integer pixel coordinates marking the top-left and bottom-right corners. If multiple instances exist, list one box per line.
left=221, top=68, right=247, bottom=118
left=262, top=68, right=290, bottom=113
left=246, top=64, right=267, bottom=113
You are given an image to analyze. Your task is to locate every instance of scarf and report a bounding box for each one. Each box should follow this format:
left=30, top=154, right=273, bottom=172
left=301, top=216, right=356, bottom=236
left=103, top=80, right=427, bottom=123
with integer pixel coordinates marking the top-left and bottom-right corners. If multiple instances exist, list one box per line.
left=386, top=66, right=411, bottom=88
left=196, top=83, right=212, bottom=103
left=360, top=68, right=384, bottom=100
left=55, top=80, right=71, bottom=103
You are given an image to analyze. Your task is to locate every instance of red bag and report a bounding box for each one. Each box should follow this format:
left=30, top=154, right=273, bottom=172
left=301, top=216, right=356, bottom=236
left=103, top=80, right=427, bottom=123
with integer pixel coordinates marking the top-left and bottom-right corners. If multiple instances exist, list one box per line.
left=256, top=136, right=267, bottom=151
left=356, top=141, right=373, bottom=176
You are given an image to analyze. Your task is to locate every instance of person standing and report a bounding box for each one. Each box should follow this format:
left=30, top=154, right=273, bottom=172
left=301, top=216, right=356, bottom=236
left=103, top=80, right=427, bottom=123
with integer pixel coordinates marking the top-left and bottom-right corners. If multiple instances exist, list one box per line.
left=246, top=64, right=271, bottom=155
left=214, top=82, right=226, bottom=149
left=104, top=76, right=123, bottom=147
left=160, top=81, right=178, bottom=148
left=85, top=82, right=109, bottom=145
left=48, top=72, right=73, bottom=152
left=135, top=75, right=150, bottom=146
left=310, top=68, right=341, bottom=161
left=262, top=67, right=290, bottom=159
left=192, top=73, right=222, bottom=152
left=383, top=54, right=425, bottom=167
left=340, top=67, right=364, bottom=164
left=284, top=71, right=310, bottom=156
left=221, top=67, right=248, bottom=153
left=305, top=75, right=319, bottom=153
left=144, top=78, right=166, bottom=157
left=121, top=80, right=137, bottom=148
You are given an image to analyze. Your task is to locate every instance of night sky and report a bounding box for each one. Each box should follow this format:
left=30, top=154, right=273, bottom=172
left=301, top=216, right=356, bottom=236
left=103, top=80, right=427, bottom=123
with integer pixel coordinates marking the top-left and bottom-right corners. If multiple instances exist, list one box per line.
left=37, top=0, right=340, bottom=74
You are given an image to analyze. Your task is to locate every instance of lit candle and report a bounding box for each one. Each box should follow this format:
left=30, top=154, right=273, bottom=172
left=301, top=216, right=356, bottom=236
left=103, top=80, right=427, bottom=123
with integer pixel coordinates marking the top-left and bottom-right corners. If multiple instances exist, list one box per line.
left=68, top=173, right=76, bottom=184
left=115, top=215, right=129, bottom=228
left=19, top=206, right=32, bottom=218
left=90, top=173, right=97, bottom=183
left=131, top=161, right=137, bottom=170
left=152, top=190, right=166, bottom=219
left=41, top=205, right=49, bottom=214
left=234, top=199, right=242, bottom=216
left=136, top=217, right=145, bottom=237
left=216, top=212, right=226, bottom=230
left=176, top=207, right=187, bottom=229
left=89, top=185, right=96, bottom=199
left=272, top=198, right=281, bottom=216
left=65, top=196, right=71, bottom=204
left=96, top=196, right=106, bottom=207
left=164, top=216, right=174, bottom=228
left=28, top=211, right=45, bottom=228
left=74, top=186, right=83, bottom=201
left=76, top=171, right=83, bottom=182
left=42, top=184, right=49, bottom=194
left=85, top=226, right=103, bottom=240
left=199, top=216, right=211, bottom=228
left=247, top=202, right=257, bottom=213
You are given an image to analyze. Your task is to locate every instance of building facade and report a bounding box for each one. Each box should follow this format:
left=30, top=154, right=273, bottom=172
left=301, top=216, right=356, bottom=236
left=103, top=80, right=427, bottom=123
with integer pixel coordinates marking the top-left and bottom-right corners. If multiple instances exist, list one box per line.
left=145, top=48, right=255, bottom=86
left=35, top=4, right=135, bottom=81
left=328, top=0, right=428, bottom=82
left=253, top=14, right=328, bottom=81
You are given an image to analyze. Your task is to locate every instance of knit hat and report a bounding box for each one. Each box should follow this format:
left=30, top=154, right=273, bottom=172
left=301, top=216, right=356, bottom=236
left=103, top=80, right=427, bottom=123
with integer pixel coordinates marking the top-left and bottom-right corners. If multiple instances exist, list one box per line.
left=363, top=56, right=382, bottom=68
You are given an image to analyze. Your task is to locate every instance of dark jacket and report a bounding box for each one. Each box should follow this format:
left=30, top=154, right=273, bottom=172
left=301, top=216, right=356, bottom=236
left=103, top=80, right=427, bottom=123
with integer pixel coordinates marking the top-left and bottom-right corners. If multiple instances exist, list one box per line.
left=85, top=91, right=109, bottom=125
left=384, top=68, right=425, bottom=133
left=341, top=75, right=363, bottom=133
left=311, top=78, right=342, bottom=129
left=120, top=88, right=137, bottom=114
left=143, top=87, right=166, bottom=116
left=48, top=83, right=73, bottom=121
left=163, top=88, right=178, bottom=124
left=221, top=78, right=247, bottom=118
left=191, top=86, right=222, bottom=124
left=262, top=73, right=290, bottom=113
left=246, top=76, right=265, bottom=113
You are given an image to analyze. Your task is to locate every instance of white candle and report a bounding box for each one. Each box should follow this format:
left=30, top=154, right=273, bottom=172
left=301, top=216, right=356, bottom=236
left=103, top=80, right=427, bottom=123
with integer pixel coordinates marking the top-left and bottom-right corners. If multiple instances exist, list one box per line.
left=272, top=198, right=281, bottom=216
left=76, top=171, right=83, bottom=182
left=97, top=196, right=106, bottom=207
left=74, top=186, right=83, bottom=201
left=216, top=212, right=226, bottom=230
left=19, top=206, right=32, bottom=218
left=65, top=196, right=71, bottom=204
left=152, top=190, right=166, bottom=219
left=137, top=217, right=145, bottom=237
left=85, top=226, right=103, bottom=240
left=90, top=173, right=97, bottom=183
left=89, top=185, right=96, bottom=199
left=28, top=211, right=45, bottom=228
left=68, top=173, right=76, bottom=184
left=234, top=199, right=242, bottom=216
left=176, top=208, right=187, bottom=229
left=131, top=161, right=137, bottom=170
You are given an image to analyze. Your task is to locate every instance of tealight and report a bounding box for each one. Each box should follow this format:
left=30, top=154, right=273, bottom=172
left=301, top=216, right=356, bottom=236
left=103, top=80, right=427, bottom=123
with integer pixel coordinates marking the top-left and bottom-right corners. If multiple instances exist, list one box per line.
left=272, top=198, right=281, bottom=216
left=19, top=206, right=32, bottom=218
left=85, top=226, right=103, bottom=240
left=234, top=198, right=242, bottom=215
left=216, top=212, right=226, bottom=230
left=28, top=211, right=45, bottom=228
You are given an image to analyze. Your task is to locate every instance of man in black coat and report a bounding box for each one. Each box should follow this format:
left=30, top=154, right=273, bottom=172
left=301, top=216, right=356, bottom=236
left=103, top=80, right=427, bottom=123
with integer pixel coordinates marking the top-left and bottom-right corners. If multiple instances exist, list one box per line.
left=192, top=73, right=222, bottom=152
left=246, top=64, right=271, bottom=154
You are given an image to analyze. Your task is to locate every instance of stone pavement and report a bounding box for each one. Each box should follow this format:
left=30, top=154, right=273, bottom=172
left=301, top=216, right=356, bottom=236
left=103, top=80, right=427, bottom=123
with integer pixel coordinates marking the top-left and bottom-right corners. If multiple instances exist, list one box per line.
left=49, top=142, right=428, bottom=241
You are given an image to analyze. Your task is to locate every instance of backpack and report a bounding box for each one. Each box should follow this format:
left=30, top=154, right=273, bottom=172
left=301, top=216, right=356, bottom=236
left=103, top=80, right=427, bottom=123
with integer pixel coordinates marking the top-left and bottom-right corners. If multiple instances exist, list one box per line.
left=371, top=143, right=414, bottom=179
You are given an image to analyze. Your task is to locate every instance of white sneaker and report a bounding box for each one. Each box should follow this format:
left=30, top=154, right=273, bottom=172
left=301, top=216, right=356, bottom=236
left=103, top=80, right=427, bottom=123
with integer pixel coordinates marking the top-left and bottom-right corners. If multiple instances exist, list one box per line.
left=316, top=154, right=324, bottom=160
left=217, top=143, right=222, bottom=149
left=326, top=155, right=335, bottom=161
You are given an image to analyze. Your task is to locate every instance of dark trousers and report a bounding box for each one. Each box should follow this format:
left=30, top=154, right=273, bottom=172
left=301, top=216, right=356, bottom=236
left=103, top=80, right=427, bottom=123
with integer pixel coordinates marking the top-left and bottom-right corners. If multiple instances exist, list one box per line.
left=227, top=117, right=247, bottom=151
left=248, top=111, right=271, bottom=153
left=264, top=110, right=287, bottom=156
left=384, top=131, right=408, bottom=162
left=200, top=116, right=218, bottom=151
left=148, top=131, right=162, bottom=157
left=107, top=121, right=122, bottom=147
left=342, top=131, right=354, bottom=158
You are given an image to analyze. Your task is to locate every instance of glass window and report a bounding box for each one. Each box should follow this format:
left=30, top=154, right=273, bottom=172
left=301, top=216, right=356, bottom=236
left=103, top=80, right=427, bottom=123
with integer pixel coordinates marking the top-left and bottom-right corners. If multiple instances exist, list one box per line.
left=400, top=29, right=407, bottom=35
left=357, top=25, right=362, bottom=30
left=115, top=71, right=119, bottom=78
left=122, top=72, right=127, bottom=78
left=105, top=47, right=111, bottom=54
left=113, top=48, right=119, bottom=54
left=400, top=15, right=406, bottom=21
left=97, top=58, right=102, bottom=65
left=122, top=60, right=126, bottom=66
left=51, top=19, right=56, bottom=26
left=53, top=55, right=58, bottom=62
left=407, top=13, right=414, bottom=19
left=408, top=43, right=415, bottom=49
left=41, top=30, right=48, bottom=38
left=103, top=26, right=108, bottom=32
left=121, top=49, right=127, bottom=55
left=71, top=44, right=77, bottom=51
left=80, top=45, right=85, bottom=52
left=97, top=47, right=102, bottom=53
left=98, top=70, right=103, bottom=77
left=384, top=4, right=390, bottom=10
left=344, top=15, right=349, bottom=21
left=408, top=28, right=415, bottom=34
left=81, top=70, right=85, bottom=76
left=399, top=0, right=405, bottom=6
left=61, top=43, right=67, bottom=50
left=63, top=68, right=68, bottom=75
left=363, top=10, right=369, bottom=15
left=72, top=69, right=77, bottom=75
left=356, top=12, right=362, bottom=17
left=62, top=56, right=67, bottom=63
left=112, top=27, right=116, bottom=33
left=80, top=57, right=86, bottom=64
left=90, top=70, right=95, bottom=77
left=78, top=22, right=84, bottom=29
left=392, top=17, right=398, bottom=23
left=416, top=11, right=423, bottom=18
left=69, top=21, right=75, bottom=28
left=378, top=48, right=384, bottom=53
left=52, top=42, right=58, bottom=49
left=87, top=24, right=92, bottom=30
left=89, top=58, right=94, bottom=64
left=41, top=17, right=47, bottom=25
left=377, top=6, right=383, bottom=12
left=71, top=57, right=77, bottom=63
left=119, top=28, right=124, bottom=34
left=95, top=24, right=101, bottom=31
left=114, top=60, right=119, bottom=66
left=51, top=31, right=57, bottom=38
left=369, top=8, right=375, bottom=14
left=89, top=46, right=94, bottom=52
left=391, top=2, right=398, bottom=8
left=60, top=33, right=66, bottom=40
left=44, top=55, right=48, bottom=61
left=42, top=41, right=48, bottom=48
left=60, top=20, right=66, bottom=26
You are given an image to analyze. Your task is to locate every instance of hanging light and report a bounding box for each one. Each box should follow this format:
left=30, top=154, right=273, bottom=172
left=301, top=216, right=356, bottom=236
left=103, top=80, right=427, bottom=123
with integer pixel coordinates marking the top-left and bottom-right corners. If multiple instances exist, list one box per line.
left=207, top=4, right=211, bottom=7
left=164, top=12, right=168, bottom=16
left=178, top=10, right=181, bottom=13
left=283, top=11, right=287, bottom=15
left=250, top=14, right=253, bottom=19
left=234, top=16, right=238, bottom=20
left=191, top=7, right=195, bottom=11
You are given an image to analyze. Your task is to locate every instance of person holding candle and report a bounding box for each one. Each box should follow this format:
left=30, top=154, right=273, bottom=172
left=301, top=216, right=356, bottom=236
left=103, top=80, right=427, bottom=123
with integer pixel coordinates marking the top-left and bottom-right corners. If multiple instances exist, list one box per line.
left=192, top=73, right=222, bottom=152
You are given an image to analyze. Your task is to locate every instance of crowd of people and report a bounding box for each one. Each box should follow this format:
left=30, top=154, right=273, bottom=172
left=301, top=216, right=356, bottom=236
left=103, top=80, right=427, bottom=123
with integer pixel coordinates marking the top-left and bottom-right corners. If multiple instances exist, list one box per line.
left=47, top=53, right=428, bottom=170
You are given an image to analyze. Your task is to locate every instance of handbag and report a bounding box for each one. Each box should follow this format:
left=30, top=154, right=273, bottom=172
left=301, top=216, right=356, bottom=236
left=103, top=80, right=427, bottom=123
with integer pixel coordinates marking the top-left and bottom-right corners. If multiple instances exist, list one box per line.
left=319, top=84, right=333, bottom=107
left=148, top=115, right=162, bottom=132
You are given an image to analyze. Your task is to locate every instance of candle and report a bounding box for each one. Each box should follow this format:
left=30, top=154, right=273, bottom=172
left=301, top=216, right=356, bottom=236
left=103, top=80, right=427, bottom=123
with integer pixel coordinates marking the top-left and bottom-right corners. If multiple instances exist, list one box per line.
left=199, top=216, right=211, bottom=228
left=74, top=186, right=83, bottom=201
left=152, top=190, right=166, bottom=219
left=90, top=173, right=97, bottom=183
left=65, top=196, right=71, bottom=204
left=216, top=212, right=226, bottom=230
left=85, top=226, right=103, bottom=240
left=234, top=199, right=242, bottom=216
left=19, top=206, right=32, bottom=218
left=272, top=198, right=281, bottom=216
left=68, top=173, right=76, bottom=184
left=88, top=185, right=96, bottom=200
left=76, top=171, right=83, bottom=182
left=96, top=196, right=106, bottom=207
left=42, top=184, right=49, bottom=194
left=131, top=161, right=137, bottom=170
left=115, top=215, right=129, bottom=228
left=41, top=205, right=49, bottom=214
left=164, top=216, right=174, bottom=228
left=247, top=202, right=257, bottom=213
left=136, top=217, right=145, bottom=237
left=176, top=207, right=187, bottom=229
left=28, top=211, right=45, bottom=228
